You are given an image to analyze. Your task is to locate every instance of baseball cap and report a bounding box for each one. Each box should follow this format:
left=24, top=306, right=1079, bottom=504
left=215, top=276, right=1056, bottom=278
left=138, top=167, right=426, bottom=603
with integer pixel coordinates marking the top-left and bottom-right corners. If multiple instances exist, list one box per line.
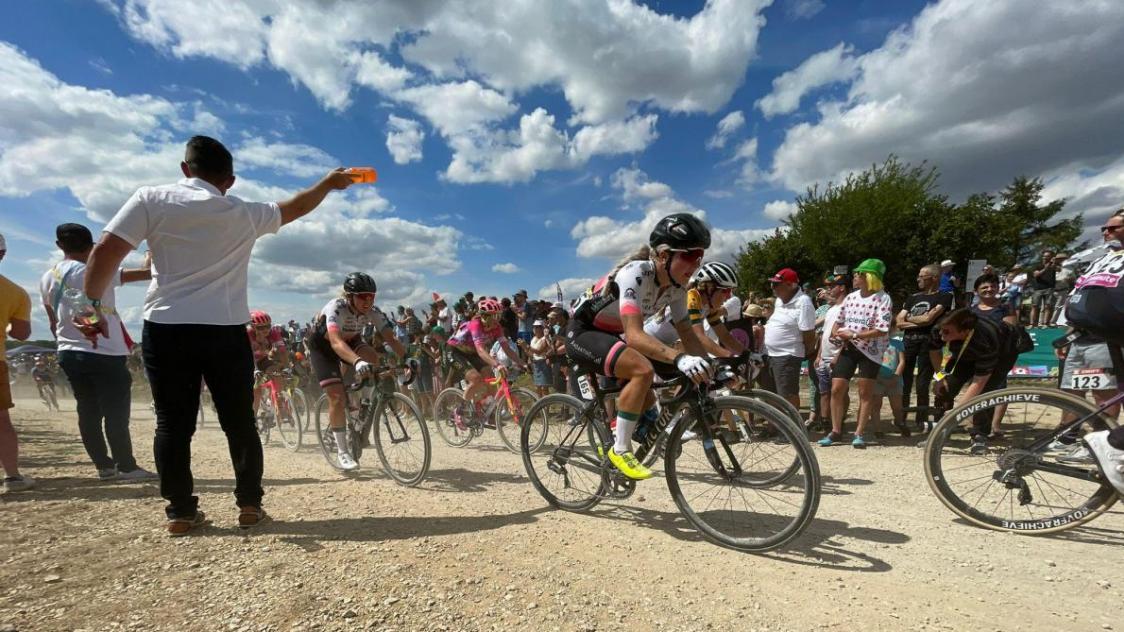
left=768, top=268, right=799, bottom=284
left=823, top=272, right=848, bottom=286
left=533, top=319, right=546, bottom=327
left=940, top=259, right=954, bottom=267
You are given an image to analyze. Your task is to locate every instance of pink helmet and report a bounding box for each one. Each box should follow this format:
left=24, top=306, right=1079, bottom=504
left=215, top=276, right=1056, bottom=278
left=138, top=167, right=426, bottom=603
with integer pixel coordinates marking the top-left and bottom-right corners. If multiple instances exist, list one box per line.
left=249, top=310, right=271, bottom=327
left=477, top=298, right=502, bottom=314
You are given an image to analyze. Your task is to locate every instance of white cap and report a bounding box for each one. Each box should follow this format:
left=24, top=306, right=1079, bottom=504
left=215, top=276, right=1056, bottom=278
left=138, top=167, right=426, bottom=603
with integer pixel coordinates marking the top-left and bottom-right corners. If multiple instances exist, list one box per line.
left=940, top=259, right=954, bottom=267
left=533, top=319, right=546, bottom=327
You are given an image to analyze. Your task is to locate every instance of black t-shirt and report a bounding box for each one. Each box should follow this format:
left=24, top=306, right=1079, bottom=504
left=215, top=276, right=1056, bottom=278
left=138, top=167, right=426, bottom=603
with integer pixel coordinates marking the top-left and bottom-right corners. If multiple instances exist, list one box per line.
left=932, top=317, right=1020, bottom=377
left=1031, top=265, right=1056, bottom=291
left=500, top=307, right=518, bottom=340
left=902, top=291, right=955, bottom=338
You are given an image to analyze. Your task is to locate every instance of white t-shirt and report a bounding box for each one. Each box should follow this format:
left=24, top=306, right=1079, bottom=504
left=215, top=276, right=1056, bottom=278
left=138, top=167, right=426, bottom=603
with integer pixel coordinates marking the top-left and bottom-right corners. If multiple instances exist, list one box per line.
left=837, top=289, right=893, bottom=362
left=818, top=304, right=844, bottom=363
left=103, top=178, right=282, bottom=325
left=764, top=290, right=816, bottom=357
left=721, top=296, right=742, bottom=323
left=39, top=260, right=129, bottom=356
left=437, top=307, right=453, bottom=332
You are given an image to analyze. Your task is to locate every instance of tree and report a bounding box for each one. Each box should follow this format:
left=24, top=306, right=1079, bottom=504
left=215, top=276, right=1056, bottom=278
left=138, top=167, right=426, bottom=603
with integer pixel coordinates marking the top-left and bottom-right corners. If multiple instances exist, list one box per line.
left=997, top=176, right=1083, bottom=263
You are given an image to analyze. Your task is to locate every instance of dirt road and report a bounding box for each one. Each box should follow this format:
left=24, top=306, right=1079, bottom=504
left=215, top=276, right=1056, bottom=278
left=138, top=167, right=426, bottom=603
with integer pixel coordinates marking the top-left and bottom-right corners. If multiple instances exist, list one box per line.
left=1, top=397, right=1121, bottom=631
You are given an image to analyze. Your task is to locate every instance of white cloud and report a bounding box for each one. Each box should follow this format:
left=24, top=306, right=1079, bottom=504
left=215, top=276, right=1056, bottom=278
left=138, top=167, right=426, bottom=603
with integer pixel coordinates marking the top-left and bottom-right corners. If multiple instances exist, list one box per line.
left=120, top=0, right=270, bottom=69
left=544, top=219, right=554, bottom=228
left=537, top=277, right=597, bottom=301
left=732, top=137, right=760, bottom=186
left=762, top=199, right=798, bottom=220
left=768, top=0, right=1124, bottom=199
left=703, top=189, right=734, bottom=199
left=785, top=0, right=825, bottom=20
left=706, top=111, right=745, bottom=150
left=611, top=167, right=673, bottom=201
left=756, top=42, right=858, bottom=118
left=236, top=137, right=337, bottom=178
left=385, top=115, right=424, bottom=165
left=1040, top=156, right=1124, bottom=245
left=395, top=80, right=517, bottom=137
left=491, top=262, right=521, bottom=274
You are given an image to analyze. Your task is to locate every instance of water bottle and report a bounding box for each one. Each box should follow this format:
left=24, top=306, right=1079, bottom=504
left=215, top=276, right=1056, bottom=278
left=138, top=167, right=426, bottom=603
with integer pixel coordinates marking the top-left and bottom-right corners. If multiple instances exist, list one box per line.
left=345, top=167, right=378, bottom=184
left=62, top=289, right=100, bottom=326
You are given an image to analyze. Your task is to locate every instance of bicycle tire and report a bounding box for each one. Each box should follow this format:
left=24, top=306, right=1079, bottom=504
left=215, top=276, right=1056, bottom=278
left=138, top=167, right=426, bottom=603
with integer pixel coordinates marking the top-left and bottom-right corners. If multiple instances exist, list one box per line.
left=735, top=388, right=805, bottom=431
left=496, top=387, right=541, bottom=453
left=924, top=386, right=1119, bottom=534
left=256, top=398, right=272, bottom=446
left=372, top=392, right=431, bottom=487
left=520, top=393, right=609, bottom=511
left=313, top=394, right=352, bottom=471
left=431, top=387, right=474, bottom=447
left=274, top=391, right=302, bottom=452
left=291, top=388, right=309, bottom=448
left=665, top=395, right=820, bottom=552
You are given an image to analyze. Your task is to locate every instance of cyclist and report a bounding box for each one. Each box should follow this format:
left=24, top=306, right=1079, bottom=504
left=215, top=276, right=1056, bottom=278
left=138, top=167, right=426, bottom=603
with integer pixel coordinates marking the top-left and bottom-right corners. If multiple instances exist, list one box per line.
left=643, top=261, right=745, bottom=357
left=247, top=310, right=289, bottom=414
left=1069, top=208, right=1124, bottom=495
left=567, top=213, right=714, bottom=481
left=446, top=298, right=526, bottom=427
left=307, top=272, right=406, bottom=471
left=32, top=356, right=55, bottom=408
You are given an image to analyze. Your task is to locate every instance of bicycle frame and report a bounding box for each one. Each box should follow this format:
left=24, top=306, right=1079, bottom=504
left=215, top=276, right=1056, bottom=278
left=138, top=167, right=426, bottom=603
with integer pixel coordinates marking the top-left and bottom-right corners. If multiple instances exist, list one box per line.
left=480, top=373, right=521, bottom=423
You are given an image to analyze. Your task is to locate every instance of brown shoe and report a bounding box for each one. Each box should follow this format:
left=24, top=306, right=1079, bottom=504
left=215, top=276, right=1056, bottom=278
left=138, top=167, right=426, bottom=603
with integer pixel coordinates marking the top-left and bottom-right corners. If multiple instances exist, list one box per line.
left=238, top=506, right=269, bottom=529
left=167, top=511, right=207, bottom=537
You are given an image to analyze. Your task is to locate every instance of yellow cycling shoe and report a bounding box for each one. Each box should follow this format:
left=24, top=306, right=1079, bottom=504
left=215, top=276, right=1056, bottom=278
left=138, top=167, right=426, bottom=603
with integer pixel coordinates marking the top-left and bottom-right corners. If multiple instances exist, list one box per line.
left=608, top=448, right=654, bottom=480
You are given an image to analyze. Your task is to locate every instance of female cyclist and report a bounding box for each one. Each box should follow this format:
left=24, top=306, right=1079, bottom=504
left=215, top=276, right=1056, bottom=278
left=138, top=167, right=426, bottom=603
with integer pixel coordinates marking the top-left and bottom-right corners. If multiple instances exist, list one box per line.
left=247, top=310, right=288, bottom=414
left=568, top=213, right=714, bottom=481
left=446, top=298, right=526, bottom=426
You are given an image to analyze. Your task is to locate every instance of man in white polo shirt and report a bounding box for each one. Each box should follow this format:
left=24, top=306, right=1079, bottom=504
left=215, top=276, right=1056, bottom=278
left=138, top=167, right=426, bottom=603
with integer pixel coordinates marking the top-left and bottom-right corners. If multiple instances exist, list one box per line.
left=763, top=268, right=816, bottom=410
left=83, top=135, right=354, bottom=536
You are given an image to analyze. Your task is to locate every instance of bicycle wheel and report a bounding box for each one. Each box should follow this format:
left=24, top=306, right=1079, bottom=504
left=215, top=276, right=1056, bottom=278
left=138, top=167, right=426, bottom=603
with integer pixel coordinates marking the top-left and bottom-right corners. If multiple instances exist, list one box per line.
left=431, top=387, right=474, bottom=447
left=274, top=391, right=303, bottom=452
left=665, top=395, right=820, bottom=552
left=256, top=400, right=272, bottom=446
left=924, top=387, right=1119, bottom=533
left=520, top=394, right=609, bottom=511
left=291, top=388, right=309, bottom=438
left=736, top=388, right=804, bottom=430
left=372, top=392, right=432, bottom=487
left=496, top=387, right=542, bottom=453
left=313, top=394, right=355, bottom=471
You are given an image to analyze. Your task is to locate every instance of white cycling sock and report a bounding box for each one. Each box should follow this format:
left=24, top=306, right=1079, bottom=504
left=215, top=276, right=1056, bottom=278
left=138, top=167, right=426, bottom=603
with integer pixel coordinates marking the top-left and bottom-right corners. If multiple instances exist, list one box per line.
left=333, top=430, right=349, bottom=454
left=614, top=411, right=641, bottom=454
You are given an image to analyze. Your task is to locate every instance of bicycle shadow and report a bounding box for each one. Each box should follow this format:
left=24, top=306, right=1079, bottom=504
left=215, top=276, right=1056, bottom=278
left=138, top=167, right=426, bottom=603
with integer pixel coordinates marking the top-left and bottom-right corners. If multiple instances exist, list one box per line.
left=819, top=476, right=874, bottom=497
left=412, top=467, right=526, bottom=493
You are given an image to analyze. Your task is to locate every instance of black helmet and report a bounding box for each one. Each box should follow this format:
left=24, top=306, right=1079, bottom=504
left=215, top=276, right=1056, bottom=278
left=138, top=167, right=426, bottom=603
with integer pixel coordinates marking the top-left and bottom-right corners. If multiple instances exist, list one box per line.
left=343, top=272, right=377, bottom=294
left=649, top=213, right=711, bottom=250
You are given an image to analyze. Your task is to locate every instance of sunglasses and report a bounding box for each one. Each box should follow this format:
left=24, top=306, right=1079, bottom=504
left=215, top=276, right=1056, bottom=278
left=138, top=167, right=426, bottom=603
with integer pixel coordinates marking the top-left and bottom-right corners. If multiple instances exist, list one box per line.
left=1101, top=224, right=1123, bottom=232
left=671, top=249, right=705, bottom=265
left=349, top=292, right=376, bottom=300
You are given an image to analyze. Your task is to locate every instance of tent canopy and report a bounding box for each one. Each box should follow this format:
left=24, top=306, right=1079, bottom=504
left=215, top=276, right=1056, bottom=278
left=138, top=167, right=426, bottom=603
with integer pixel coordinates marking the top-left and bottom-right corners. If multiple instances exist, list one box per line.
left=5, top=345, right=56, bottom=357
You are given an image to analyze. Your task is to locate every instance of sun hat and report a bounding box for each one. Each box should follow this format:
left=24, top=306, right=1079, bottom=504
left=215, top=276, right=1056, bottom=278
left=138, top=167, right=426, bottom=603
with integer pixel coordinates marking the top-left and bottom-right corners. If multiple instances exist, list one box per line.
left=743, top=304, right=765, bottom=318
left=940, top=259, right=954, bottom=267
left=854, top=258, right=886, bottom=281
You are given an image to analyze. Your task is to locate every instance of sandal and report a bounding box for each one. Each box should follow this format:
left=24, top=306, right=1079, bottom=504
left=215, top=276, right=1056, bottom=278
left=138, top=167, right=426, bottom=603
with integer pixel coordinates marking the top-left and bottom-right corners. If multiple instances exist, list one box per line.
left=238, top=506, right=269, bottom=529
left=167, top=511, right=207, bottom=537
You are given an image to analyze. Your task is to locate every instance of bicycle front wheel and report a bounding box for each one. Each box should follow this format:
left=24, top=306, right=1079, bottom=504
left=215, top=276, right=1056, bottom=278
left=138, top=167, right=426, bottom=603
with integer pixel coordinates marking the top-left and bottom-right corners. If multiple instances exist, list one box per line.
left=274, top=391, right=303, bottom=452
left=372, top=392, right=431, bottom=486
left=496, top=387, right=542, bottom=453
left=431, top=388, right=474, bottom=447
left=925, top=387, right=1118, bottom=533
left=313, top=395, right=353, bottom=471
left=665, top=396, right=820, bottom=552
left=520, top=394, right=609, bottom=512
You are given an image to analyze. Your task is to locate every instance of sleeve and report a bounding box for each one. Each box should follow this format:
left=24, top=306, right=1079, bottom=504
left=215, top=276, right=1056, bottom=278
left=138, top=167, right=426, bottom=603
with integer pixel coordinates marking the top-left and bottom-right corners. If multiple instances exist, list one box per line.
left=324, top=302, right=342, bottom=333
left=11, top=285, right=31, bottom=322
left=244, top=200, right=282, bottom=238
left=874, top=295, right=893, bottom=332
left=103, top=189, right=151, bottom=248
left=614, top=264, right=644, bottom=319
left=39, top=270, right=53, bottom=311
left=668, top=291, right=689, bottom=325
left=468, top=320, right=488, bottom=348
left=797, top=296, right=816, bottom=332
left=686, top=290, right=704, bottom=325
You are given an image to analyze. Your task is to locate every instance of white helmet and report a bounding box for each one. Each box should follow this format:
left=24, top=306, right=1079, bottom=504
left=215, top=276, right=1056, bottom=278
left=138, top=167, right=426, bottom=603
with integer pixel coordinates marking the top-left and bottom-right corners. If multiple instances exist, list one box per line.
left=693, top=261, right=738, bottom=289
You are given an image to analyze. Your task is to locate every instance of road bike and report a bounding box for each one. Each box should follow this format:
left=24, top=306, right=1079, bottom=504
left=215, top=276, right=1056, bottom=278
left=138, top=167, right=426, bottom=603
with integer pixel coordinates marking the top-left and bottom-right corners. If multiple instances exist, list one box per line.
left=431, top=369, right=540, bottom=453
left=36, top=380, right=59, bottom=412
left=254, top=369, right=309, bottom=452
left=313, top=368, right=431, bottom=486
left=924, top=335, right=1121, bottom=533
left=519, top=355, right=821, bottom=552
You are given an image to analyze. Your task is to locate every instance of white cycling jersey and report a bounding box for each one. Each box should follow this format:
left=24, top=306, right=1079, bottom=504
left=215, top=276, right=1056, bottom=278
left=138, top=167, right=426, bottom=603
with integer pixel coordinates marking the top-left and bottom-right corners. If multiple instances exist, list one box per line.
left=572, top=259, right=689, bottom=334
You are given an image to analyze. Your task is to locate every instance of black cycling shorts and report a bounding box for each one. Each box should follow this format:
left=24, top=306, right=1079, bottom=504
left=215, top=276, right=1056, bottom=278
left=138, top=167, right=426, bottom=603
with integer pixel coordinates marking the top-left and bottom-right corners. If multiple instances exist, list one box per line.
left=565, top=320, right=678, bottom=379
left=831, top=345, right=881, bottom=380
left=308, top=338, right=370, bottom=387
left=448, top=346, right=488, bottom=372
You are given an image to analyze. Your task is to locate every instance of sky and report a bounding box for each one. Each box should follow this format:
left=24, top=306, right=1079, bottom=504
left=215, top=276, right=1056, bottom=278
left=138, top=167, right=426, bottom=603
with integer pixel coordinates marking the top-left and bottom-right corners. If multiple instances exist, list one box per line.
left=2, top=0, right=1123, bottom=340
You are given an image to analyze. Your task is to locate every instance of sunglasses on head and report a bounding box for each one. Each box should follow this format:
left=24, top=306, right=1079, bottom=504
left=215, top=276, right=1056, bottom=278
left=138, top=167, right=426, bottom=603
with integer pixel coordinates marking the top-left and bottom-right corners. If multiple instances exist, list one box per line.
left=349, top=292, right=376, bottom=300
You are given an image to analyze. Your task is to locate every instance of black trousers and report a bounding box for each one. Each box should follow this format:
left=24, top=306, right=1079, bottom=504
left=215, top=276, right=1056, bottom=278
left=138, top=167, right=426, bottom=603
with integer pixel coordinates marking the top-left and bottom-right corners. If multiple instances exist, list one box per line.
left=940, top=355, right=1019, bottom=436
left=901, top=334, right=937, bottom=425
left=57, top=351, right=137, bottom=472
left=143, top=321, right=263, bottom=519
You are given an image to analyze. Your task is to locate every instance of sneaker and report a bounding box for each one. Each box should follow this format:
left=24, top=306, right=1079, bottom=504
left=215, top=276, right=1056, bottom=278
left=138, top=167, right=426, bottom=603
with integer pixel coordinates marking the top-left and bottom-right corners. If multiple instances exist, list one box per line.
left=852, top=434, right=867, bottom=449
left=336, top=451, right=360, bottom=471
left=969, top=435, right=988, bottom=455
left=238, top=506, right=269, bottom=529
left=2, top=475, right=36, bottom=493
left=1044, top=438, right=1077, bottom=454
left=97, top=468, right=119, bottom=481
left=817, top=432, right=844, bottom=447
left=607, top=448, right=654, bottom=480
left=1056, top=444, right=1094, bottom=466
left=1082, top=430, right=1124, bottom=496
left=117, top=467, right=158, bottom=481
left=166, top=511, right=207, bottom=537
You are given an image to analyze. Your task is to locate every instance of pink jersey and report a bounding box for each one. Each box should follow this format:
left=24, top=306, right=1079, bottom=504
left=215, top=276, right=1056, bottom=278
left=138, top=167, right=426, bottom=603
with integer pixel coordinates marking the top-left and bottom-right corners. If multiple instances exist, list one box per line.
left=448, top=318, right=504, bottom=351
left=247, top=325, right=286, bottom=361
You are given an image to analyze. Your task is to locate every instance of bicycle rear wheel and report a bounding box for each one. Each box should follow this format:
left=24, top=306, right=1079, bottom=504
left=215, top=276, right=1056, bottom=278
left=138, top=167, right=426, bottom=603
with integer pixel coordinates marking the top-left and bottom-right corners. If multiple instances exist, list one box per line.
left=496, top=387, right=542, bottom=454
left=313, top=394, right=356, bottom=471
left=520, top=394, right=608, bottom=511
left=665, top=396, right=820, bottom=552
left=372, top=392, right=431, bottom=486
left=274, top=391, right=303, bottom=452
left=925, top=387, right=1118, bottom=533
left=431, top=387, right=474, bottom=447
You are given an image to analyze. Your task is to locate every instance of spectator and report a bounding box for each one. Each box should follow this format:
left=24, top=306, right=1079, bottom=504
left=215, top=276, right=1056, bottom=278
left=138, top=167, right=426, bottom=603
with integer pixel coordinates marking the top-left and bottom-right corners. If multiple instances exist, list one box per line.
left=1000, top=266, right=1027, bottom=319
left=870, top=323, right=908, bottom=436
left=83, top=135, right=353, bottom=536
left=408, top=333, right=435, bottom=417
left=513, top=290, right=534, bottom=344
left=1028, top=249, right=1057, bottom=327
left=939, top=259, right=960, bottom=295
left=39, top=223, right=157, bottom=481
left=896, top=264, right=955, bottom=431
left=823, top=259, right=893, bottom=449
left=811, top=274, right=849, bottom=433
left=499, top=297, right=519, bottom=342
left=763, top=268, right=816, bottom=411
left=434, top=294, right=453, bottom=332
left=970, top=273, right=1018, bottom=325
left=1049, top=253, right=1075, bottom=326
left=393, top=306, right=411, bottom=346
left=1, top=247, right=34, bottom=493
left=547, top=308, right=570, bottom=395
left=452, top=300, right=467, bottom=328
left=741, top=304, right=766, bottom=355
left=529, top=320, right=554, bottom=397
left=405, top=307, right=423, bottom=339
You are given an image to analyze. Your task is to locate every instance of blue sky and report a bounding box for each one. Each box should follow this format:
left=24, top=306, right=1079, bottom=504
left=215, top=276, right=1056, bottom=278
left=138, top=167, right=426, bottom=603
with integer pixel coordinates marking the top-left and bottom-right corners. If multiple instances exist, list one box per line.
left=2, top=0, right=1123, bottom=338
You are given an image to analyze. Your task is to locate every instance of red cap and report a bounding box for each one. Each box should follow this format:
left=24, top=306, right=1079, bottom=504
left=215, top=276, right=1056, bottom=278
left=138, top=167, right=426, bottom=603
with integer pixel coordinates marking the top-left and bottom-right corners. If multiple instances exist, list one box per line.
left=769, top=268, right=799, bottom=284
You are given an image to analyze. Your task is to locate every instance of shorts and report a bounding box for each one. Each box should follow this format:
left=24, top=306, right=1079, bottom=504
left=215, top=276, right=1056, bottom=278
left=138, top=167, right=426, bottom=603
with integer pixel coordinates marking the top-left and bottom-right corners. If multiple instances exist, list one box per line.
left=832, top=346, right=880, bottom=381
left=532, top=359, right=553, bottom=386
left=309, top=340, right=370, bottom=387
left=448, top=346, right=488, bottom=372
left=565, top=320, right=678, bottom=379
left=814, top=364, right=833, bottom=395
left=873, top=373, right=903, bottom=397
left=1030, top=288, right=1053, bottom=310
left=0, top=362, right=11, bottom=409
left=767, top=355, right=803, bottom=398
left=1060, top=339, right=1116, bottom=391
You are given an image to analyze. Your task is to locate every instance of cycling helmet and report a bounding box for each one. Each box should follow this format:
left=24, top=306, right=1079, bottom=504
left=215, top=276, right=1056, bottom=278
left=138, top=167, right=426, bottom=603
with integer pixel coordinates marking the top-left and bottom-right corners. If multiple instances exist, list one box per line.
left=477, top=298, right=502, bottom=314
left=649, top=213, right=711, bottom=251
left=343, top=272, right=377, bottom=294
left=250, top=310, right=271, bottom=327
left=694, top=261, right=738, bottom=289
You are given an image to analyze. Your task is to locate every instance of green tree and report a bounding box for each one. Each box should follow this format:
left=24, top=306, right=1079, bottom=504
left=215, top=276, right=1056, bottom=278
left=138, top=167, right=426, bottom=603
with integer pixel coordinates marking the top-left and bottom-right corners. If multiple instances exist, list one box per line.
left=997, top=176, right=1083, bottom=263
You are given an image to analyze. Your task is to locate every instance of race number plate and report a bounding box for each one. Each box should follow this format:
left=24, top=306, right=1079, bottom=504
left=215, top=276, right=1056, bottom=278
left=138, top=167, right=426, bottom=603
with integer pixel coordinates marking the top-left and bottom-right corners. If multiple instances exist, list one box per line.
left=577, top=375, right=595, bottom=400
left=1067, top=368, right=1112, bottom=391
